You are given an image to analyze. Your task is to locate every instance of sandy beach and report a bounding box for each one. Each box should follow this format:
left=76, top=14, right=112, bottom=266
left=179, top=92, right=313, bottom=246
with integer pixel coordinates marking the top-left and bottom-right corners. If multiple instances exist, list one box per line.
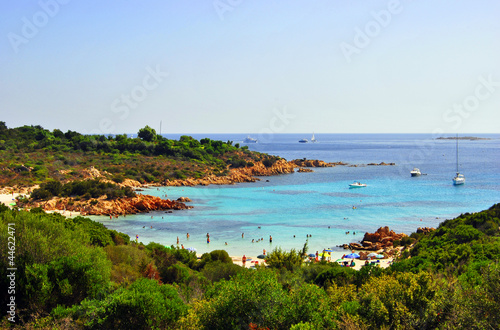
left=230, top=254, right=394, bottom=270
left=0, top=192, right=81, bottom=217
left=0, top=192, right=21, bottom=207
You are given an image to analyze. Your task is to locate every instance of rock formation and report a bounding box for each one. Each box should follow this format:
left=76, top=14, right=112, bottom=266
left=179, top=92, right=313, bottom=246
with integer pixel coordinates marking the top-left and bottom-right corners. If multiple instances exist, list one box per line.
left=165, top=159, right=296, bottom=186
left=416, top=227, right=435, bottom=234
left=32, top=194, right=192, bottom=216
left=343, top=226, right=407, bottom=251
left=291, top=159, right=338, bottom=167
left=297, top=168, right=314, bottom=173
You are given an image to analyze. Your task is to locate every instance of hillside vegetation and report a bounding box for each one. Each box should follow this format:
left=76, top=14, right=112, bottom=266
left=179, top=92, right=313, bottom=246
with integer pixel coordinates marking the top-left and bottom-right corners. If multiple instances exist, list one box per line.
left=1, top=203, right=499, bottom=329
left=0, top=122, right=279, bottom=189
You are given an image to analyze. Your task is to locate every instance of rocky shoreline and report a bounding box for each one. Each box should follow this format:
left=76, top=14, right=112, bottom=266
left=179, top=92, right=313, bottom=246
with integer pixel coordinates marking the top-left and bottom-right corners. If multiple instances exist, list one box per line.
left=164, top=158, right=395, bottom=186
left=164, top=158, right=296, bottom=186
left=339, top=226, right=435, bottom=259
left=28, top=194, right=192, bottom=216
left=3, top=158, right=397, bottom=215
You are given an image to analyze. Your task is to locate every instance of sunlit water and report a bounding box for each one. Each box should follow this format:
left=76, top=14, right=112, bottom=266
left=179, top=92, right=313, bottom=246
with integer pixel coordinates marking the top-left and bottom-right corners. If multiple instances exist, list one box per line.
left=92, top=134, right=500, bottom=259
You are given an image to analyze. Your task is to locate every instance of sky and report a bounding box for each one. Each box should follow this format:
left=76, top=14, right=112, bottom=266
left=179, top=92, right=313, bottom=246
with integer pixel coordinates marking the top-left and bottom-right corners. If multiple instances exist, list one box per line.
left=1, top=0, right=499, bottom=134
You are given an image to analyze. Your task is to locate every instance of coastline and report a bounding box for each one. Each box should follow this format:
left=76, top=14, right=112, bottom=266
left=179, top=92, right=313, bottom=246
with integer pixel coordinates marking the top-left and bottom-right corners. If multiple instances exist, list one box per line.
left=0, top=157, right=397, bottom=215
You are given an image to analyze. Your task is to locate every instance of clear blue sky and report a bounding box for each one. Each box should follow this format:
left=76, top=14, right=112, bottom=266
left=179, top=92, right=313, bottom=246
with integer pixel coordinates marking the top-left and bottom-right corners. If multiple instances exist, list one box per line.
left=1, top=1, right=499, bottom=134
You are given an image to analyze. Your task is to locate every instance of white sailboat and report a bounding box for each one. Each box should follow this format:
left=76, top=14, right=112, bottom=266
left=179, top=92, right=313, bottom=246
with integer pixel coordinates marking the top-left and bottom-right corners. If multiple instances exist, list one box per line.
left=453, top=134, right=465, bottom=185
left=311, top=133, right=317, bottom=143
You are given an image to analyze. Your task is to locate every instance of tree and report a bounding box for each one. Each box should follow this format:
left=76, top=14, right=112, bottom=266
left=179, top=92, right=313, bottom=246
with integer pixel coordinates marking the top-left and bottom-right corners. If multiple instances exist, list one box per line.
left=137, top=125, right=157, bottom=142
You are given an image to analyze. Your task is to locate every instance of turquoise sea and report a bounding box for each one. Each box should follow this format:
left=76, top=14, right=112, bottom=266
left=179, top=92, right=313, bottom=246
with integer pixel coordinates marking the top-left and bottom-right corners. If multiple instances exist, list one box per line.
left=92, top=134, right=500, bottom=259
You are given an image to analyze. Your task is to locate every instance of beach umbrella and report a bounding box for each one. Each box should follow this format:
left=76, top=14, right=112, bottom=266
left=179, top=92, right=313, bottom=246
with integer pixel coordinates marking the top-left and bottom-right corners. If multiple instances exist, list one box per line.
left=187, top=247, right=196, bottom=252
left=345, top=253, right=360, bottom=259
left=257, top=254, right=266, bottom=259
left=319, top=252, right=331, bottom=258
left=335, top=259, right=344, bottom=263
left=367, top=252, right=377, bottom=257
left=324, top=249, right=333, bottom=252
left=308, top=253, right=316, bottom=258
left=376, top=254, right=385, bottom=259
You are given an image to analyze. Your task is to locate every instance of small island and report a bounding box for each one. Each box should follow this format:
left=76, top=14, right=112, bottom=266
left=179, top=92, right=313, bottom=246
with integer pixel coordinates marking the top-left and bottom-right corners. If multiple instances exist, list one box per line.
left=436, top=136, right=491, bottom=140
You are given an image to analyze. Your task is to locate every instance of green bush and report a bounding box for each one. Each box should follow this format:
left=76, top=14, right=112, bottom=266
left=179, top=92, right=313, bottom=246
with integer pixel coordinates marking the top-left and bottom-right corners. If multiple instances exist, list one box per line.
left=54, top=278, right=187, bottom=329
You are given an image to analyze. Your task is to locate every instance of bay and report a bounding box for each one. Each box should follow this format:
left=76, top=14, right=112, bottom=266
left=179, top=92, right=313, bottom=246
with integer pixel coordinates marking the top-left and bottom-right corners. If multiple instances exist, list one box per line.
left=92, top=133, right=500, bottom=259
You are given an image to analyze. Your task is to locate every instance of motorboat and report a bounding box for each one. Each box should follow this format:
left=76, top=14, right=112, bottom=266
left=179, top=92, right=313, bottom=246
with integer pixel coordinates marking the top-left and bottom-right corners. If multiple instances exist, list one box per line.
left=298, top=138, right=308, bottom=143
left=349, top=182, right=367, bottom=188
left=243, top=136, right=257, bottom=143
left=410, top=168, right=421, bottom=177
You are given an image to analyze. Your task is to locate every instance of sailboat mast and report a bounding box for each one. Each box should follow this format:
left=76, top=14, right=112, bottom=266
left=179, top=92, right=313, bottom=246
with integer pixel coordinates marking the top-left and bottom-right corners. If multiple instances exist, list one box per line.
left=456, top=134, right=459, bottom=173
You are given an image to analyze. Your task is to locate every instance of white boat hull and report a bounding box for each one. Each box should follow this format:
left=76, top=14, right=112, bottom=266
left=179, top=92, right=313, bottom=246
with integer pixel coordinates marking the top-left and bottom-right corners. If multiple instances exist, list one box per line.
left=349, top=183, right=367, bottom=188
left=453, top=173, right=465, bottom=185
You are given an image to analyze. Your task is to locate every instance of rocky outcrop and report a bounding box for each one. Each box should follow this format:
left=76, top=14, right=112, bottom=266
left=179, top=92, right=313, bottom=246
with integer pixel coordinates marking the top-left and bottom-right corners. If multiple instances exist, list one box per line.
left=291, top=159, right=340, bottom=167
left=342, top=226, right=407, bottom=251
left=177, top=197, right=192, bottom=202
left=367, top=162, right=396, bottom=166
left=165, top=159, right=296, bottom=186
left=297, top=168, right=314, bottom=173
left=416, top=227, right=435, bottom=234
left=81, top=166, right=110, bottom=179
left=32, top=194, right=192, bottom=216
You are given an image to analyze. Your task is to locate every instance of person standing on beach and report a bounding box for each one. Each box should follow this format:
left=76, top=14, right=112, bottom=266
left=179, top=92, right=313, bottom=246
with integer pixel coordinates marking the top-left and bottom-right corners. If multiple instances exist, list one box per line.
left=207, top=237, right=210, bottom=244
left=177, top=236, right=179, bottom=245
left=242, top=255, right=247, bottom=266
left=269, top=235, right=273, bottom=243
left=263, top=249, right=266, bottom=255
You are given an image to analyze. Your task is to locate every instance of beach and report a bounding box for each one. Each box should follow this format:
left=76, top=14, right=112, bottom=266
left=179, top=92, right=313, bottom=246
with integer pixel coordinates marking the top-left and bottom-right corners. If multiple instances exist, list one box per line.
left=230, top=254, right=394, bottom=271
left=0, top=191, right=81, bottom=217
left=0, top=192, right=20, bottom=207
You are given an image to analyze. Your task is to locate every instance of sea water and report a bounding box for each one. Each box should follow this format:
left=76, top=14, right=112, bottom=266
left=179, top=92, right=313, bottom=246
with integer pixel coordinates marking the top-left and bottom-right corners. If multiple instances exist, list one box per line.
left=92, top=134, right=500, bottom=259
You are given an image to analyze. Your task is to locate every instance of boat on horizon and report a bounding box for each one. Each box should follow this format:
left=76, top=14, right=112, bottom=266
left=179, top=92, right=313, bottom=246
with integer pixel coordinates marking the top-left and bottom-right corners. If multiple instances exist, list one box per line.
left=453, top=134, right=465, bottom=185
left=298, top=138, right=308, bottom=143
left=243, top=136, right=258, bottom=143
left=349, top=182, right=367, bottom=188
left=311, top=133, right=317, bottom=143
left=410, top=168, right=421, bottom=177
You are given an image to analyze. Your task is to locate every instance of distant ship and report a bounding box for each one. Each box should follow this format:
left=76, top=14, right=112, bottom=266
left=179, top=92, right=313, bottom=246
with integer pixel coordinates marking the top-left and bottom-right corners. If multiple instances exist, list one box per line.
left=410, top=168, right=421, bottom=177
left=311, top=133, right=317, bottom=143
left=243, top=136, right=258, bottom=143
left=298, top=138, right=308, bottom=143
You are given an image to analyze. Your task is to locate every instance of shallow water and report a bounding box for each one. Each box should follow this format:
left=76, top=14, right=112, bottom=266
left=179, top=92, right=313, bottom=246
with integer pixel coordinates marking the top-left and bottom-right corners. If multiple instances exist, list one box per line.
left=92, top=134, right=500, bottom=259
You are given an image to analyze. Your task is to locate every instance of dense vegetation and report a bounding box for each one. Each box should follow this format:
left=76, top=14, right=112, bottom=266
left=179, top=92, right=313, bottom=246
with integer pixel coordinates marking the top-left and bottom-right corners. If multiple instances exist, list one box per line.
left=0, top=122, right=278, bottom=188
left=1, top=203, right=499, bottom=329
left=28, top=179, right=136, bottom=201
